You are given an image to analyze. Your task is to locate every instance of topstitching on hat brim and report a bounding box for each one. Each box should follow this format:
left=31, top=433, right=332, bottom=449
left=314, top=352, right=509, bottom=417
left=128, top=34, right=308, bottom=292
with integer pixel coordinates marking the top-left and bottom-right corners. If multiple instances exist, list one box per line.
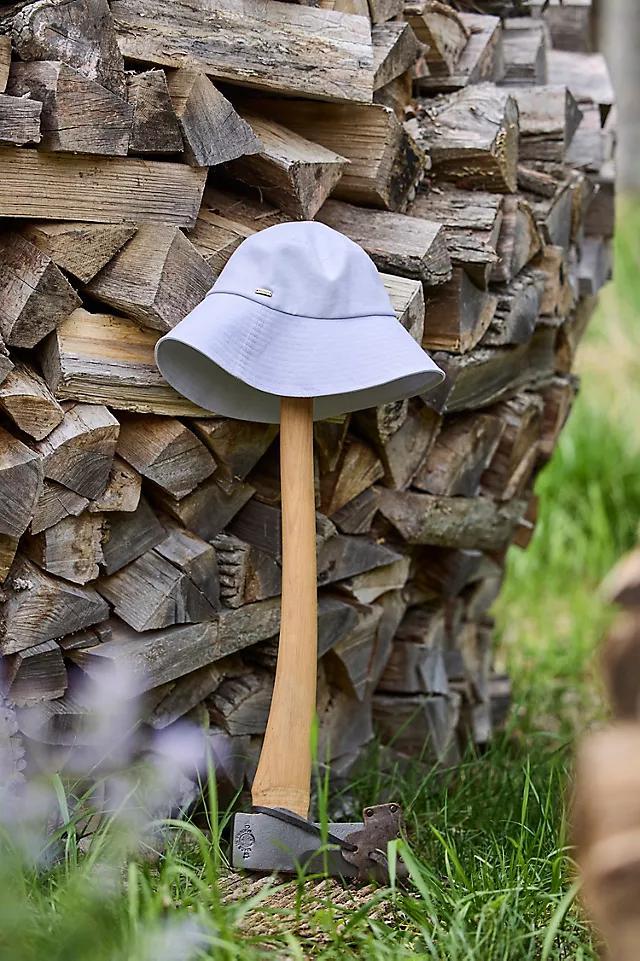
left=155, top=292, right=445, bottom=424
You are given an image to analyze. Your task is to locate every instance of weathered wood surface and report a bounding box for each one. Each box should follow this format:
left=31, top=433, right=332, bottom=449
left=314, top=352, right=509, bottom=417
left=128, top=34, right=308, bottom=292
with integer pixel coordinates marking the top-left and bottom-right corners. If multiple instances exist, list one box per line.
left=0, top=35, right=10, bottom=93
left=22, top=222, right=137, bottom=284
left=414, top=412, right=504, bottom=497
left=0, top=427, right=43, bottom=538
left=372, top=22, right=421, bottom=91
left=127, top=68, right=182, bottom=155
left=514, top=85, right=582, bottom=162
left=100, top=495, right=164, bottom=574
left=30, top=480, right=88, bottom=537
left=491, top=195, right=542, bottom=283
left=111, top=0, right=374, bottom=104
left=40, top=309, right=209, bottom=416
left=4, top=639, right=67, bottom=705
left=166, top=69, right=260, bottom=167
left=416, top=12, right=504, bottom=94
left=0, top=147, right=207, bottom=226
left=116, top=415, right=216, bottom=499
left=25, top=512, right=104, bottom=585
left=0, top=90, right=41, bottom=145
left=7, top=60, right=133, bottom=155
left=423, top=268, right=497, bottom=353
left=500, top=17, right=548, bottom=87
left=404, top=1, right=468, bottom=76
left=410, top=84, right=519, bottom=193
left=0, top=363, right=64, bottom=441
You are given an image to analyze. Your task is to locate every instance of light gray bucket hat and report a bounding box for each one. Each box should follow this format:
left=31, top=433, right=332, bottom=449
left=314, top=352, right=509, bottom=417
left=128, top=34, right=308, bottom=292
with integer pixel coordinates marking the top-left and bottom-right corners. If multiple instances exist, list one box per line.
left=155, top=220, right=444, bottom=423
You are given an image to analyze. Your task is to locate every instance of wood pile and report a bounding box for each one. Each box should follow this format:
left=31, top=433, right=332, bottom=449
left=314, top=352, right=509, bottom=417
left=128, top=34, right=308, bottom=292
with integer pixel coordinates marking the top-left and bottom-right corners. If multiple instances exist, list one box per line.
left=574, top=550, right=640, bottom=961
left=0, top=0, right=614, bottom=791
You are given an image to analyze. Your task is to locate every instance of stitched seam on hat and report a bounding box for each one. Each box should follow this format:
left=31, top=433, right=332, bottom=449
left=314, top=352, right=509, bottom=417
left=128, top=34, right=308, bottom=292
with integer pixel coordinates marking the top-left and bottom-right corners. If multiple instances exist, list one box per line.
left=237, top=313, right=266, bottom=379
left=205, top=289, right=396, bottom=321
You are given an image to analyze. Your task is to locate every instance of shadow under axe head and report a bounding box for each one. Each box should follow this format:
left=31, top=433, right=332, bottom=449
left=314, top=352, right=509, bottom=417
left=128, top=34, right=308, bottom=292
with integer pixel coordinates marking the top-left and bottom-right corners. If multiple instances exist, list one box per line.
left=155, top=220, right=444, bottom=422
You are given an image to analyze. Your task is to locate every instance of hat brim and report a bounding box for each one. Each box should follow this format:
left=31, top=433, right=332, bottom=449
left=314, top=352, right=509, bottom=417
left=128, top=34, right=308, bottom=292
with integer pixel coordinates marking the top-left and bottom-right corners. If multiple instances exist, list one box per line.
left=155, top=292, right=445, bottom=423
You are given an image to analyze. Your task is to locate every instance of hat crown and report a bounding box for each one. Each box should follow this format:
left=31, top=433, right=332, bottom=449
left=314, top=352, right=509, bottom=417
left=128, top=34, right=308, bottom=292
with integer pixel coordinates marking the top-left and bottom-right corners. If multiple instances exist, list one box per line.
left=210, top=220, right=395, bottom=320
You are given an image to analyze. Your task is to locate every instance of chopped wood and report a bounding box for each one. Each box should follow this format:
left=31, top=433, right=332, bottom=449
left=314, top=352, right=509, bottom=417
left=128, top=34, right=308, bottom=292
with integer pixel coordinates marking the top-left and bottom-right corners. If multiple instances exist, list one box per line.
left=417, top=12, right=504, bottom=94
left=374, top=68, right=413, bottom=120
left=514, top=85, right=582, bottom=163
left=403, top=1, right=469, bottom=76
left=30, top=480, right=88, bottom=536
left=414, top=412, right=505, bottom=497
left=126, top=68, right=182, bottom=155
left=500, top=17, right=548, bottom=87
left=191, top=419, right=277, bottom=493
left=481, top=393, right=543, bottom=501
left=0, top=35, right=10, bottom=93
left=338, top=555, right=410, bottom=604
left=373, top=690, right=461, bottom=762
left=40, top=309, right=209, bottom=416
left=409, top=545, right=484, bottom=600
left=358, top=403, right=441, bottom=489
left=482, top=269, right=545, bottom=347
left=411, top=84, right=519, bottom=194
left=547, top=50, right=614, bottom=115
left=209, top=668, right=273, bottom=736
left=0, top=362, right=64, bottom=440
left=22, top=222, right=137, bottom=284
left=98, top=526, right=220, bottom=631
left=577, top=236, right=612, bottom=298
left=377, top=605, right=449, bottom=694
left=145, top=661, right=229, bottom=729
left=188, top=206, right=255, bottom=276
left=212, top=532, right=281, bottom=608
left=378, top=488, right=526, bottom=550
left=101, top=495, right=164, bottom=574
left=235, top=100, right=426, bottom=211
left=111, top=0, right=374, bottom=104
left=332, top=487, right=381, bottom=535
left=0, top=91, right=41, bottom=145
left=368, top=0, right=403, bottom=24
left=7, top=60, right=133, bottom=155
left=372, top=22, right=421, bottom=91
left=0, top=147, right=207, bottom=226
left=88, top=455, right=141, bottom=514
left=166, top=69, right=260, bottom=167
left=86, top=225, right=214, bottom=332
left=228, top=114, right=348, bottom=220
left=566, top=102, right=605, bottom=173
left=33, top=402, right=119, bottom=500
left=116, top=415, right=216, bottom=499
left=0, top=427, right=43, bottom=538
left=319, top=437, right=384, bottom=516
left=0, top=555, right=108, bottom=655
left=0, top=232, right=81, bottom=348
left=155, top=476, right=255, bottom=542
left=0, top=535, right=19, bottom=583
left=491, top=194, right=542, bottom=283
left=25, top=511, right=104, bottom=585
left=317, top=199, right=451, bottom=285
left=12, top=0, right=126, bottom=98
left=5, top=639, right=67, bottom=705
left=326, top=602, right=382, bottom=700
left=538, top=375, right=577, bottom=462
left=530, top=245, right=571, bottom=317
left=423, top=268, right=497, bottom=353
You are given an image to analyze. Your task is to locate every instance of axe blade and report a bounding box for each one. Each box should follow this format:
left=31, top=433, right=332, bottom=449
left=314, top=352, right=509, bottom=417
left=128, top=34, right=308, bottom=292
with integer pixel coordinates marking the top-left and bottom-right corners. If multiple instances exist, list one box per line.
left=231, top=812, right=363, bottom=876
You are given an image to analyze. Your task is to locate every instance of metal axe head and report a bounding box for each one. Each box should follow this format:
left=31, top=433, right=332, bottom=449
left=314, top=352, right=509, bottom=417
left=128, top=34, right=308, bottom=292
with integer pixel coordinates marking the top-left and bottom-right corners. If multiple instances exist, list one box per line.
left=231, top=802, right=408, bottom=883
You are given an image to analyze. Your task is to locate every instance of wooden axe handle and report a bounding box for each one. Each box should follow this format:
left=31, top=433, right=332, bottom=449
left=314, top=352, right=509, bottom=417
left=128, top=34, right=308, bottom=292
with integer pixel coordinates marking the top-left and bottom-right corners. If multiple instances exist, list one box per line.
left=251, top=396, right=317, bottom=817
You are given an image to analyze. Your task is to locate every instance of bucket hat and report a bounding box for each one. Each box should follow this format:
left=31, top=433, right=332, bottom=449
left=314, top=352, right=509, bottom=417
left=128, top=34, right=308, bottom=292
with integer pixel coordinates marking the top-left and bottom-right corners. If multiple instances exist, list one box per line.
left=155, top=221, right=444, bottom=423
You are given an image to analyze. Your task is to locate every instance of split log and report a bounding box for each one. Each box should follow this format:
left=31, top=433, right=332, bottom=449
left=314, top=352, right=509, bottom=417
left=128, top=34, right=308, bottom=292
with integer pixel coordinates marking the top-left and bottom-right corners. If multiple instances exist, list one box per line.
left=416, top=12, right=503, bottom=94
left=0, top=232, right=81, bottom=348
left=577, top=237, right=612, bottom=298
left=482, top=269, right=545, bottom=347
left=373, top=690, right=461, bottom=763
left=0, top=427, right=43, bottom=538
left=4, top=639, right=67, bottom=705
left=403, top=1, right=469, bottom=76
left=423, top=268, right=497, bottom=353
left=191, top=419, right=277, bottom=492
left=547, top=50, right=614, bottom=117
left=353, top=401, right=408, bottom=450
left=0, top=363, right=64, bottom=440
left=0, top=35, right=10, bottom=92
left=0, top=536, right=19, bottom=583
left=101, top=495, right=164, bottom=574
left=86, top=226, right=215, bottom=332
left=409, top=546, right=484, bottom=600
left=337, top=555, right=410, bottom=604
left=378, top=488, right=526, bottom=550
left=40, top=309, right=208, bottom=417
left=377, top=605, right=449, bottom=694
left=209, top=668, right=273, bottom=736
left=317, top=199, right=451, bottom=285
left=21, top=222, right=136, bottom=285
left=491, top=195, right=542, bottom=284
left=409, top=187, right=503, bottom=287
left=235, top=100, right=426, bottom=211
left=514, top=85, right=582, bottom=163
left=500, top=17, right=548, bottom=87
left=126, top=68, right=182, bottom=155
left=530, top=245, right=572, bottom=317
left=7, top=61, right=133, bottom=155
left=410, top=84, right=519, bottom=193
left=357, top=403, right=441, bottom=489
left=319, top=437, right=384, bottom=516
left=165, top=69, right=260, bottom=167
left=368, top=0, right=403, bottom=25
left=325, top=602, right=382, bottom=700
left=116, top=415, right=216, bottom=499
left=33, top=402, right=119, bottom=500
left=146, top=661, right=229, bottom=729
left=567, top=102, right=605, bottom=173
left=0, top=555, right=109, bottom=655
left=372, top=22, right=421, bottom=91
left=374, top=68, right=414, bottom=119
left=315, top=416, right=350, bottom=475
left=332, top=487, right=381, bottom=535
left=0, top=147, right=207, bottom=227
left=0, top=91, right=41, bottom=145
left=98, top=526, right=220, bottom=631
left=25, top=512, right=104, bottom=585
left=227, top=115, right=348, bottom=220
left=212, top=533, right=281, bottom=608
left=11, top=0, right=126, bottom=98
left=155, top=476, right=255, bottom=542
left=111, top=0, right=374, bottom=104
left=538, top=376, right=577, bottom=462
left=88, top=455, right=141, bottom=514
left=30, top=480, right=88, bottom=536
left=528, top=0, right=594, bottom=54
left=188, top=207, right=255, bottom=276
left=481, top=393, right=543, bottom=501
left=413, top=412, right=505, bottom=497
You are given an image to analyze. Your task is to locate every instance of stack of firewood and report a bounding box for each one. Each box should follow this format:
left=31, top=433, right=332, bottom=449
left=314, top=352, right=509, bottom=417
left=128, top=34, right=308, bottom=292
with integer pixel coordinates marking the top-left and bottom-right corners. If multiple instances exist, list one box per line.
left=0, top=0, right=614, bottom=789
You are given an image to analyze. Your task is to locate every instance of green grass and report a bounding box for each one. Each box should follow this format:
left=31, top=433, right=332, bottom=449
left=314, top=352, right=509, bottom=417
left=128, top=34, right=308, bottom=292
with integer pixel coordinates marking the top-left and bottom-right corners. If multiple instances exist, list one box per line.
left=2, top=200, right=640, bottom=961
